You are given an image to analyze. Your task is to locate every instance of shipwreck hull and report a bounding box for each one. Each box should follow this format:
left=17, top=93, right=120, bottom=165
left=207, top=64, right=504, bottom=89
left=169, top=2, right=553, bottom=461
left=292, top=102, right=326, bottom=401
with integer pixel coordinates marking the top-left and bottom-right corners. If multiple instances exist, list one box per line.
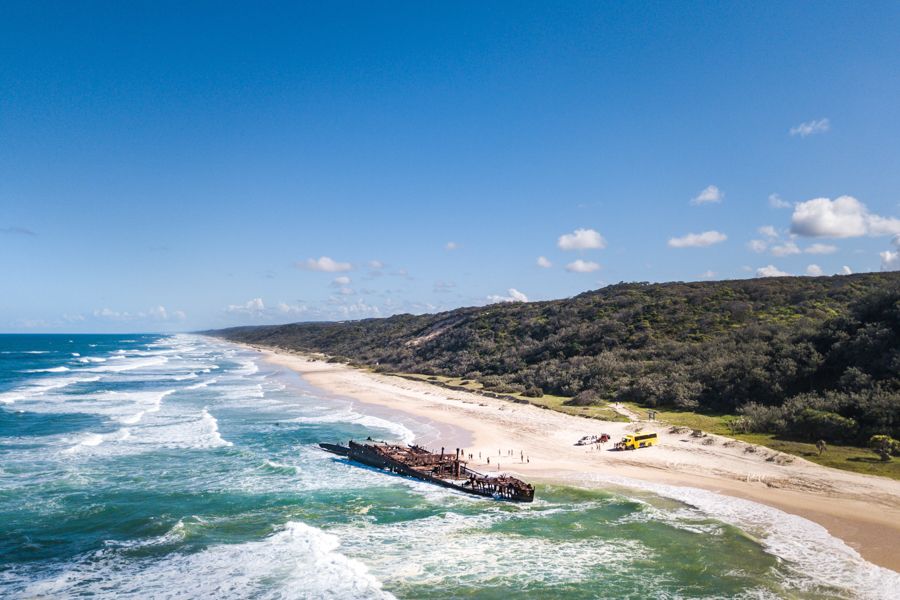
left=319, top=440, right=534, bottom=502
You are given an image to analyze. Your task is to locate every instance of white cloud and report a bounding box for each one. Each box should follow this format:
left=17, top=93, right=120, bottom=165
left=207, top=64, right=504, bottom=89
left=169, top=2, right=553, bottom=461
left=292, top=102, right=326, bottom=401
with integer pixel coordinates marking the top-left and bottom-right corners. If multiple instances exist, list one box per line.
left=565, top=259, right=600, bottom=273
left=226, top=298, right=266, bottom=315
left=771, top=241, right=801, bottom=257
left=756, top=265, right=791, bottom=278
left=700, top=270, right=717, bottom=279
left=868, top=214, right=900, bottom=236
left=536, top=256, right=553, bottom=268
left=690, top=185, right=723, bottom=206
left=487, top=288, right=528, bottom=303
left=508, top=288, right=528, bottom=302
left=805, top=243, right=837, bottom=255
left=433, top=281, right=456, bottom=293
left=331, top=300, right=381, bottom=319
left=93, top=307, right=128, bottom=320
left=296, top=256, right=353, bottom=272
left=769, top=193, right=791, bottom=209
left=668, top=231, right=727, bottom=248
left=445, top=241, right=458, bottom=251
left=789, top=118, right=830, bottom=137
left=368, top=260, right=384, bottom=269
left=13, top=318, right=50, bottom=328
left=557, top=228, right=606, bottom=250
left=93, top=305, right=185, bottom=322
left=276, top=302, right=308, bottom=315
left=149, top=306, right=169, bottom=320
left=841, top=266, right=853, bottom=275
left=748, top=239, right=768, bottom=253
left=894, top=234, right=900, bottom=248
left=758, top=225, right=778, bottom=238
left=806, top=264, right=824, bottom=276
left=790, top=196, right=900, bottom=238
left=881, top=250, right=900, bottom=271
left=331, top=276, right=351, bottom=286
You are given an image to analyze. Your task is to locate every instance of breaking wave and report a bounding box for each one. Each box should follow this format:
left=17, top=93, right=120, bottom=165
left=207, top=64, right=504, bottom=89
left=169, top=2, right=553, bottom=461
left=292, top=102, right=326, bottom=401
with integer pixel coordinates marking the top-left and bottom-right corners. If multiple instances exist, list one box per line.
left=15, top=522, right=393, bottom=600
left=292, top=408, right=416, bottom=445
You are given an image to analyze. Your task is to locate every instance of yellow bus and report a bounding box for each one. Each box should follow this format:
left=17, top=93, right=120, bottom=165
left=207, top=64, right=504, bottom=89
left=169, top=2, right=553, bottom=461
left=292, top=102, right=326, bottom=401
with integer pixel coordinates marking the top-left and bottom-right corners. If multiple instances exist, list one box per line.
left=615, top=432, right=659, bottom=450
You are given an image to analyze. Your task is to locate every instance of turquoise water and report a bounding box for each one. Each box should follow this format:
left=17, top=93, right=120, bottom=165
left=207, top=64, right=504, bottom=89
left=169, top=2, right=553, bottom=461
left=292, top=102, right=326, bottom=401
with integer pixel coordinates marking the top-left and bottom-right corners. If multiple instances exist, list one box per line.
left=0, top=334, right=895, bottom=599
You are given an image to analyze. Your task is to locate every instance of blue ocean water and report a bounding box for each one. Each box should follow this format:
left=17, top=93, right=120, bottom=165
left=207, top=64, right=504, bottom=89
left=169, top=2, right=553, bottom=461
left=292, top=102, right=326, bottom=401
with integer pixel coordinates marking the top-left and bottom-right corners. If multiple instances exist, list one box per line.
left=0, top=334, right=896, bottom=599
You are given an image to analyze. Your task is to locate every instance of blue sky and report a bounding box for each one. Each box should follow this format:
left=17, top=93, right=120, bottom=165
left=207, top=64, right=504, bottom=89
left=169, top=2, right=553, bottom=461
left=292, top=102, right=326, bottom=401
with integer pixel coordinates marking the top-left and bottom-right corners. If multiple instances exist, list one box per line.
left=2, top=1, right=899, bottom=332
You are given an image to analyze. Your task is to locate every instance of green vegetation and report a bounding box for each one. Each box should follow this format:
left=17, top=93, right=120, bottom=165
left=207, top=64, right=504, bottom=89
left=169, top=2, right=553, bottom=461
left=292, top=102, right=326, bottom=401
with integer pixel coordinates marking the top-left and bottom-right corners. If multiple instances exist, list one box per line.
left=868, top=434, right=900, bottom=461
left=387, top=371, right=627, bottom=422
left=619, top=401, right=900, bottom=479
left=209, top=273, right=900, bottom=475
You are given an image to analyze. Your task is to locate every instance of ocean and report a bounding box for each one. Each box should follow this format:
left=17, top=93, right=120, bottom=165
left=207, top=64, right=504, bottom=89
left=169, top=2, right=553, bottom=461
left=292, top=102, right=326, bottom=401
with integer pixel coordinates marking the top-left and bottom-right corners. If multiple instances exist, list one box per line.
left=0, top=333, right=896, bottom=599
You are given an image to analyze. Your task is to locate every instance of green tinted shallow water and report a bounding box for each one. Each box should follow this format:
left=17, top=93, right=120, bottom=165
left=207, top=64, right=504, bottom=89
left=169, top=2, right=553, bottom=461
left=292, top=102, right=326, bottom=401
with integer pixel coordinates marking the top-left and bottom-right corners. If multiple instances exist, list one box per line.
left=344, top=485, right=783, bottom=600
left=1, top=334, right=895, bottom=599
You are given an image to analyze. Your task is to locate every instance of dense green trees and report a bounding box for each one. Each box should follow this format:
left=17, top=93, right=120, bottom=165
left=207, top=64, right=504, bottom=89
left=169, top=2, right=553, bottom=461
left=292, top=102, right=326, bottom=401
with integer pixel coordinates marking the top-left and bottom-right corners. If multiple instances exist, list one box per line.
left=211, top=273, right=900, bottom=445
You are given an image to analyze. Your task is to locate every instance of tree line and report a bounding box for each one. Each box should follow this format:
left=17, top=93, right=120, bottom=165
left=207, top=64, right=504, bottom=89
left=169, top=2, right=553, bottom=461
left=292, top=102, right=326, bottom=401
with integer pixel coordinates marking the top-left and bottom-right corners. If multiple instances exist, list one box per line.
left=209, top=273, right=900, bottom=447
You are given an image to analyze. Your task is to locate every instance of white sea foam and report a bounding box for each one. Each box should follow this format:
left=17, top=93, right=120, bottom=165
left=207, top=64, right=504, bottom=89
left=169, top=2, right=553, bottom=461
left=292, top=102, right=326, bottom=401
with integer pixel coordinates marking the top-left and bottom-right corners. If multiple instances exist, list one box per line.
left=199, top=408, right=233, bottom=447
left=333, top=508, right=648, bottom=592
left=262, top=459, right=301, bottom=474
left=111, top=389, right=174, bottom=424
left=0, top=375, right=101, bottom=404
left=218, top=383, right=265, bottom=401
left=87, top=356, right=169, bottom=373
left=186, top=378, right=218, bottom=390
left=576, top=473, right=900, bottom=599
left=24, top=366, right=70, bottom=373
left=292, top=408, right=416, bottom=445
left=80, top=433, right=104, bottom=447
left=77, top=356, right=107, bottom=363
left=129, top=408, right=233, bottom=450
left=63, top=433, right=105, bottom=453
left=233, top=359, right=259, bottom=376
left=17, top=521, right=393, bottom=599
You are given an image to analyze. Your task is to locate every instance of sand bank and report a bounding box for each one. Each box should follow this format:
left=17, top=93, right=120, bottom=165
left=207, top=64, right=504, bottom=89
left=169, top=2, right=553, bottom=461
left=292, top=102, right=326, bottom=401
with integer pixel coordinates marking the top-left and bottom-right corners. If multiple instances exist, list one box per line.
left=260, top=347, right=900, bottom=573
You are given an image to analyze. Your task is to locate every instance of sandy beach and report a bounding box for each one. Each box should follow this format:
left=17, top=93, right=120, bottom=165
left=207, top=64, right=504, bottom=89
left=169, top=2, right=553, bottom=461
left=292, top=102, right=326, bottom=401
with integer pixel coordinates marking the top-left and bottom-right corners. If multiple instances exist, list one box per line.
left=259, top=347, right=900, bottom=573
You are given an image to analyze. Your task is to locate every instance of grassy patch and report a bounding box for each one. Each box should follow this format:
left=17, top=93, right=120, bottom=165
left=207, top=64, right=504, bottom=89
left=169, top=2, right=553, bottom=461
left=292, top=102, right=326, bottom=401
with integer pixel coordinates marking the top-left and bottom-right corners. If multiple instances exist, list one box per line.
left=618, top=402, right=737, bottom=435
left=523, top=394, right=627, bottom=422
left=734, top=434, right=900, bottom=480
left=385, top=372, right=626, bottom=422
left=620, top=402, right=900, bottom=480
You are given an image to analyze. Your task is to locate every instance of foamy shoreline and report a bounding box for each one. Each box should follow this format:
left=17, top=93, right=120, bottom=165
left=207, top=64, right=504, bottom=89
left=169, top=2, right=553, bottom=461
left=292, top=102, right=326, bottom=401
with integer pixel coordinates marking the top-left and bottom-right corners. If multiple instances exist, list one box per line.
left=251, top=344, right=900, bottom=576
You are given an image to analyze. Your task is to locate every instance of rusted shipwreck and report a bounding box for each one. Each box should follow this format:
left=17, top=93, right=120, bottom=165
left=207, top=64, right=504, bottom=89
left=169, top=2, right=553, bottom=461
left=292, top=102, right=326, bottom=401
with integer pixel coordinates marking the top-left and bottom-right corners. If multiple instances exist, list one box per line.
left=320, top=440, right=535, bottom=502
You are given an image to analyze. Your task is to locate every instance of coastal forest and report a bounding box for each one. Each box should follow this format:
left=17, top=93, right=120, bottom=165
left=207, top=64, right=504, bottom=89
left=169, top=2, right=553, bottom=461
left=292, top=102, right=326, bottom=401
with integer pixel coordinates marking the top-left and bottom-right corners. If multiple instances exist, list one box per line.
left=211, top=273, right=900, bottom=447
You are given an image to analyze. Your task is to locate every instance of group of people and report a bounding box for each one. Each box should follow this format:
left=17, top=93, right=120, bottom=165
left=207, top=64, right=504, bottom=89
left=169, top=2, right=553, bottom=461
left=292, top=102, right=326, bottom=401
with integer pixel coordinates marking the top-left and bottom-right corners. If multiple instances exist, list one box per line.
left=461, top=448, right=531, bottom=471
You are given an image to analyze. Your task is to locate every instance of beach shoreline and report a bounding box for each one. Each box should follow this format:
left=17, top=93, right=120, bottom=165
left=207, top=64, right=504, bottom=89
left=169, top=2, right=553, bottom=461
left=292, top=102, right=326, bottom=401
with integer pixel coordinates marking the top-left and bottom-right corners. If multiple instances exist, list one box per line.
left=255, top=345, right=900, bottom=573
